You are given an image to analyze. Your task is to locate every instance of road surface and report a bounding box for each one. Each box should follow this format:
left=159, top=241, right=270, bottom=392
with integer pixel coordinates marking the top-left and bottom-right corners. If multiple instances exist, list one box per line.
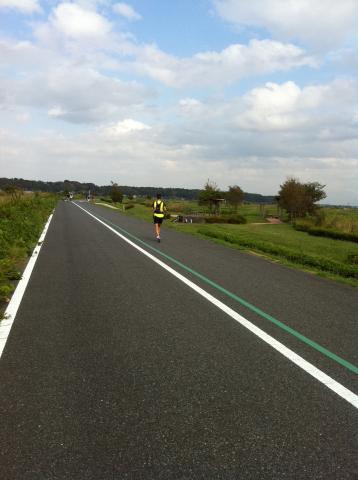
left=0, top=200, right=357, bottom=479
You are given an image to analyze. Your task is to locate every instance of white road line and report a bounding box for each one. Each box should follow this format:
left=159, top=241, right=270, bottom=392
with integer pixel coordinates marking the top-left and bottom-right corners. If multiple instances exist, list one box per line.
left=74, top=203, right=358, bottom=410
left=0, top=214, right=53, bottom=358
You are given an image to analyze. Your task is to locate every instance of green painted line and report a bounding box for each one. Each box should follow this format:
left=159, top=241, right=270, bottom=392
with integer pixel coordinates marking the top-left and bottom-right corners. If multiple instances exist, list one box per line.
left=95, top=209, right=358, bottom=375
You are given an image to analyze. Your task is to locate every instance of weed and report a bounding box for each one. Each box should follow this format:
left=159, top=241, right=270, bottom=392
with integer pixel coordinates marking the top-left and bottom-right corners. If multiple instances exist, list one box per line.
left=0, top=194, right=57, bottom=303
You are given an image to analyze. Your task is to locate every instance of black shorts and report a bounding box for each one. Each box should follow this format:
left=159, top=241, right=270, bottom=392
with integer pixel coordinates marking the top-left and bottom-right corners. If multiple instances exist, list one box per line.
left=153, top=216, right=163, bottom=224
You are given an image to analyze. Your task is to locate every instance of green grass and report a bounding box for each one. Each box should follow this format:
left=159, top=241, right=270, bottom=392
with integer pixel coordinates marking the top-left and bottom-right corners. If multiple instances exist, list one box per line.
left=296, top=207, right=358, bottom=233
left=0, top=193, right=58, bottom=305
left=199, top=223, right=358, bottom=263
left=323, top=208, right=358, bottom=233
left=119, top=202, right=153, bottom=221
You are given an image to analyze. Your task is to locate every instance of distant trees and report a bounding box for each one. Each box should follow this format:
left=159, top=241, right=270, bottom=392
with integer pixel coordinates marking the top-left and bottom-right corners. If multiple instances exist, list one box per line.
left=226, top=185, right=244, bottom=211
left=198, top=179, right=223, bottom=213
left=278, top=178, right=326, bottom=220
left=110, top=182, right=123, bottom=203
left=0, top=177, right=277, bottom=203
left=63, top=180, right=75, bottom=193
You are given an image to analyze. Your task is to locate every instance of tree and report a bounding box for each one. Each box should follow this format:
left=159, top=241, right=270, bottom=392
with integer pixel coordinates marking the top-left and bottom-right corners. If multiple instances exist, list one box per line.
left=226, top=185, right=244, bottom=211
left=110, top=182, right=123, bottom=203
left=198, top=179, right=222, bottom=213
left=304, top=182, right=327, bottom=212
left=278, top=177, right=326, bottom=220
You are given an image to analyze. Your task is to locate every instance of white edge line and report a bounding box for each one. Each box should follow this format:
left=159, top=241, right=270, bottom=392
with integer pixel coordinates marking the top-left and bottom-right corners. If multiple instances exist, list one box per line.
left=0, top=214, right=53, bottom=358
left=94, top=202, right=120, bottom=210
left=74, top=203, right=358, bottom=410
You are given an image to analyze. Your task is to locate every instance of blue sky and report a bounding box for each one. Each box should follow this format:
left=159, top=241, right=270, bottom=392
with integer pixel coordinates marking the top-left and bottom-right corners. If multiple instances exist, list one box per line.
left=0, top=0, right=358, bottom=203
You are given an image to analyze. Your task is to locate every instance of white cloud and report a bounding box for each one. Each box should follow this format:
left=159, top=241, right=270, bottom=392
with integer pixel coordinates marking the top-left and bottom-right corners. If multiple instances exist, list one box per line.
left=48, top=106, right=67, bottom=118
left=213, top=0, right=358, bottom=48
left=1, top=65, right=150, bottom=124
left=2, top=77, right=358, bottom=203
left=51, top=3, right=111, bottom=39
left=131, top=39, right=315, bottom=87
left=103, top=118, right=151, bottom=135
left=113, top=2, right=142, bottom=21
left=236, top=79, right=358, bottom=132
left=0, top=39, right=56, bottom=69
left=1, top=1, right=357, bottom=204
left=1, top=123, right=357, bottom=203
left=179, top=98, right=202, bottom=109
left=0, top=0, right=41, bottom=13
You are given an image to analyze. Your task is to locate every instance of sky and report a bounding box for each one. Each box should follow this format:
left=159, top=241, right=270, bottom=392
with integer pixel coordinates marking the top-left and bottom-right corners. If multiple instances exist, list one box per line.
left=0, top=0, right=358, bottom=203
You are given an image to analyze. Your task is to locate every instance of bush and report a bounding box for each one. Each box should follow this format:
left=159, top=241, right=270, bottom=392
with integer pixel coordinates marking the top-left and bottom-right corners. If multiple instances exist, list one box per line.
left=313, top=209, right=326, bottom=226
left=347, top=254, right=358, bottom=265
left=100, top=197, right=113, bottom=203
left=0, top=194, right=57, bottom=303
left=294, top=224, right=358, bottom=243
left=124, top=204, right=134, bottom=210
left=205, top=215, right=247, bottom=224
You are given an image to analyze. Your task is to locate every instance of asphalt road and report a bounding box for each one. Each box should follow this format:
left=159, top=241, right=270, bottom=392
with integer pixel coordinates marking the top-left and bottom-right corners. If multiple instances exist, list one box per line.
left=0, top=200, right=357, bottom=479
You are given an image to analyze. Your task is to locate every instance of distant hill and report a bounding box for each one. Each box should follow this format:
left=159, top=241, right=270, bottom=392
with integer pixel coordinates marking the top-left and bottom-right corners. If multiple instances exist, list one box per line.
left=0, top=177, right=276, bottom=204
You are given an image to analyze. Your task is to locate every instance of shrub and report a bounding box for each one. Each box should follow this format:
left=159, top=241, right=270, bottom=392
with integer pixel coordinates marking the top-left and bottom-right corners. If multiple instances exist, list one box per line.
left=100, top=197, right=113, bottom=203
left=313, top=209, right=326, bottom=226
left=205, top=215, right=247, bottom=224
left=124, top=204, right=135, bottom=210
left=110, top=183, right=123, bottom=203
left=294, top=224, right=358, bottom=243
left=347, top=254, right=358, bottom=265
left=0, top=194, right=57, bottom=303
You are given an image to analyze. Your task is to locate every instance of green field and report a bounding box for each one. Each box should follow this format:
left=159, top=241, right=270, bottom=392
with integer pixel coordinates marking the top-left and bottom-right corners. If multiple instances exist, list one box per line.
left=295, top=207, right=358, bottom=233
left=101, top=198, right=358, bottom=287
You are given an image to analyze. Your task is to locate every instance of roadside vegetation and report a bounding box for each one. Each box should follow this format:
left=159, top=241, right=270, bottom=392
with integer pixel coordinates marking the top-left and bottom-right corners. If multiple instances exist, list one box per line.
left=95, top=179, right=358, bottom=287
left=0, top=190, right=57, bottom=307
left=193, top=223, right=358, bottom=285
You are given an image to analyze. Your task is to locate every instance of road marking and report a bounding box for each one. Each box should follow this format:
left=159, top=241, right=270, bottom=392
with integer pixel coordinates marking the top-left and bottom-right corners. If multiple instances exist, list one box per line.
left=0, top=214, right=53, bottom=358
left=80, top=206, right=358, bottom=376
left=94, top=202, right=120, bottom=210
left=74, top=203, right=358, bottom=409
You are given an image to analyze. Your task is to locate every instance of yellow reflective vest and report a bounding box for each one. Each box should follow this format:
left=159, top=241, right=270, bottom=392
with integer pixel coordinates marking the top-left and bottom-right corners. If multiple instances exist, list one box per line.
left=153, top=200, right=165, bottom=218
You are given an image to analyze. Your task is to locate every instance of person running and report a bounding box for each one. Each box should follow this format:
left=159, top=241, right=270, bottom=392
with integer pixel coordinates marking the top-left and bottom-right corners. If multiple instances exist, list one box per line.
left=152, top=193, right=166, bottom=242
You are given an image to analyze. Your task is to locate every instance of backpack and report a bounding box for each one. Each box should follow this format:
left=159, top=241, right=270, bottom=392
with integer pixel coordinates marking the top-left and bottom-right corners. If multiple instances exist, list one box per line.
left=154, top=200, right=164, bottom=214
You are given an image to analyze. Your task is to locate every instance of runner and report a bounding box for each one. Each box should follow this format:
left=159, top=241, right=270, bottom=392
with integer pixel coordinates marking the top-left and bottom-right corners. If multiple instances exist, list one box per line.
left=152, top=193, right=166, bottom=242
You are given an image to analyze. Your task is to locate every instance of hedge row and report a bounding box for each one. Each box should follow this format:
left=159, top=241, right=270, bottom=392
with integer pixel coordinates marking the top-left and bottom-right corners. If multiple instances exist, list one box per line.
left=294, top=224, right=358, bottom=243
left=198, top=228, right=358, bottom=279
left=205, top=215, right=247, bottom=224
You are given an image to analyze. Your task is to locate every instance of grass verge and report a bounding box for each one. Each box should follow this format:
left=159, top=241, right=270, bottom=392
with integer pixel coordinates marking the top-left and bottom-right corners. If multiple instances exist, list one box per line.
left=0, top=193, right=58, bottom=309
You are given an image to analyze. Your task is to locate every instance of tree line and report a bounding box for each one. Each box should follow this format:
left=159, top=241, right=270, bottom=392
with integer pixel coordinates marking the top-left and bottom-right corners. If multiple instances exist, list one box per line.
left=0, top=177, right=275, bottom=203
